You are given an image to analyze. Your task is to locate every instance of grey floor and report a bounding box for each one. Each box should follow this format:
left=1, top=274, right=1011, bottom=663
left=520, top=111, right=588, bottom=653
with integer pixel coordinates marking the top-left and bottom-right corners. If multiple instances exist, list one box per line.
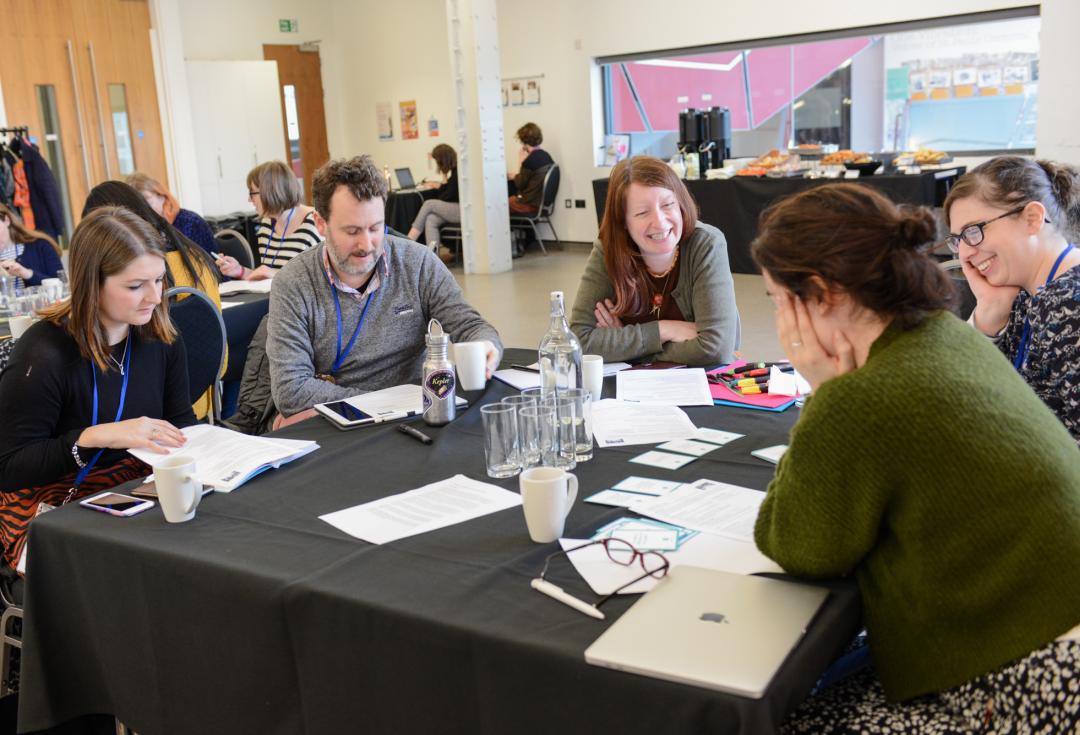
left=453, top=243, right=782, bottom=361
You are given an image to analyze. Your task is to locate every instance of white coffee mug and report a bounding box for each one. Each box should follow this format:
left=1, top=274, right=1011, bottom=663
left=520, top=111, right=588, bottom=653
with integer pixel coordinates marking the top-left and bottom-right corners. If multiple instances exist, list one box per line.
left=8, top=314, right=33, bottom=340
left=582, top=354, right=604, bottom=402
left=155, top=455, right=202, bottom=523
left=453, top=341, right=487, bottom=391
left=519, top=466, right=578, bottom=543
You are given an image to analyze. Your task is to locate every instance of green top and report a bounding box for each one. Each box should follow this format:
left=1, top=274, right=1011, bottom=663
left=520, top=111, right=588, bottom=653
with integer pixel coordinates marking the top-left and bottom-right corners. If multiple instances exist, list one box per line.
left=754, top=311, right=1080, bottom=702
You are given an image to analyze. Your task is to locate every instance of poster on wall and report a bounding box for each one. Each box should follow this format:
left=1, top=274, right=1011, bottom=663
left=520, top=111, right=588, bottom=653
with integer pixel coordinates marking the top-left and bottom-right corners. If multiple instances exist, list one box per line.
left=400, top=100, right=419, bottom=140
left=510, top=82, right=524, bottom=106
left=525, top=79, right=541, bottom=105
left=376, top=101, right=393, bottom=141
left=428, top=116, right=440, bottom=137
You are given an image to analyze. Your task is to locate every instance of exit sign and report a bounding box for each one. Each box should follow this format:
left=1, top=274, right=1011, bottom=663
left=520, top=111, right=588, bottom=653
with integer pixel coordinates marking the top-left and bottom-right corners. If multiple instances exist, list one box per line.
left=279, top=18, right=299, bottom=33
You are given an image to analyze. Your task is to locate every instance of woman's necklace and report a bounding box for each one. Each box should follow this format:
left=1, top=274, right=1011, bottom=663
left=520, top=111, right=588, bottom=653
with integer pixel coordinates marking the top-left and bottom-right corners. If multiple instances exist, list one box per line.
left=647, top=246, right=679, bottom=319
left=108, top=339, right=127, bottom=375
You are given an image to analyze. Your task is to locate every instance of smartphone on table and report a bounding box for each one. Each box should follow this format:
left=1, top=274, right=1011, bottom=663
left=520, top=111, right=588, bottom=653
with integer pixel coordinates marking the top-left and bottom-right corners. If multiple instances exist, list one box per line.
left=79, top=492, right=155, bottom=517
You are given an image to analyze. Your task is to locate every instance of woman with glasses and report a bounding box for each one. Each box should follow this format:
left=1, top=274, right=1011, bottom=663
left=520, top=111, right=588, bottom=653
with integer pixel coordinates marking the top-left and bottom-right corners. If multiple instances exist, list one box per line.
left=0, top=202, right=63, bottom=288
left=751, top=183, right=1080, bottom=733
left=216, top=161, right=320, bottom=281
left=943, top=156, right=1080, bottom=441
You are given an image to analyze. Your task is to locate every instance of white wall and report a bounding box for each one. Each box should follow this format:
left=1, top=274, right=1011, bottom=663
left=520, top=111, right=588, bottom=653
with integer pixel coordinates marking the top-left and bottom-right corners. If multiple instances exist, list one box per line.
left=1035, top=0, right=1080, bottom=165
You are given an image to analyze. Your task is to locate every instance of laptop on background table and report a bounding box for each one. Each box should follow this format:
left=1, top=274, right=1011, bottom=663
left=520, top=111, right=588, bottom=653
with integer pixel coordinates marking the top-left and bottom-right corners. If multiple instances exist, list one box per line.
left=394, top=167, right=418, bottom=191
left=584, top=565, right=828, bottom=698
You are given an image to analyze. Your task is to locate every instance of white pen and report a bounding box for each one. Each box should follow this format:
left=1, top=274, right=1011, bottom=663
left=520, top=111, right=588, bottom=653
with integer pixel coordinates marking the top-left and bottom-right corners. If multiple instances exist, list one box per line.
left=372, top=410, right=409, bottom=423
left=531, top=578, right=605, bottom=620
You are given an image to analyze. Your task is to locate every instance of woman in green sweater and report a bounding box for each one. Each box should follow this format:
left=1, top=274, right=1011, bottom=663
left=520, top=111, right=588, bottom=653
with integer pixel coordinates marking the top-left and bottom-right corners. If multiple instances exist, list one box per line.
left=751, top=183, right=1080, bottom=733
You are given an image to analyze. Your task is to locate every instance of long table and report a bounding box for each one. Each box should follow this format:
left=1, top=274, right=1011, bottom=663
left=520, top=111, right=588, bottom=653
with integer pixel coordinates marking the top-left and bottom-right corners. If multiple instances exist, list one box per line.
left=593, top=169, right=965, bottom=274
left=17, top=351, right=861, bottom=734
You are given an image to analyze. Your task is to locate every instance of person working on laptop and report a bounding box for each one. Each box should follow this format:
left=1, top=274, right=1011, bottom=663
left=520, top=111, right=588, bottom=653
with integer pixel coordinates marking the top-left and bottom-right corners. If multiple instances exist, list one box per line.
left=266, top=155, right=502, bottom=424
left=406, top=144, right=460, bottom=263
left=750, top=184, right=1080, bottom=732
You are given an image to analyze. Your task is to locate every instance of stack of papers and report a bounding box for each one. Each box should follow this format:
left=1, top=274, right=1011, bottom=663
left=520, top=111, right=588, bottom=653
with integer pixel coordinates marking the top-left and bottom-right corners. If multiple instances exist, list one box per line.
left=130, top=424, right=318, bottom=492
left=616, top=368, right=713, bottom=406
left=630, top=479, right=765, bottom=543
left=590, top=400, right=697, bottom=448
left=492, top=361, right=630, bottom=391
left=345, top=383, right=465, bottom=418
left=218, top=279, right=273, bottom=296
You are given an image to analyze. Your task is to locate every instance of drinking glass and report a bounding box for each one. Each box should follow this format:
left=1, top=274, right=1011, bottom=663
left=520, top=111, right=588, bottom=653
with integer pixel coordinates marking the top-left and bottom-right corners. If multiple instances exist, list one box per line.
left=561, top=388, right=593, bottom=462
left=480, top=404, right=520, bottom=479
left=518, top=404, right=558, bottom=469
left=501, top=395, right=538, bottom=468
left=542, top=394, right=577, bottom=470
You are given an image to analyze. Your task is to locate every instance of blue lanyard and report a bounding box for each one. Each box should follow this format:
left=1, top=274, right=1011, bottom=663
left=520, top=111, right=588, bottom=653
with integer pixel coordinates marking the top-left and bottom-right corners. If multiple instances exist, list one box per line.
left=75, top=337, right=132, bottom=488
left=322, top=267, right=374, bottom=376
left=264, top=207, right=296, bottom=269
left=1014, top=243, right=1075, bottom=371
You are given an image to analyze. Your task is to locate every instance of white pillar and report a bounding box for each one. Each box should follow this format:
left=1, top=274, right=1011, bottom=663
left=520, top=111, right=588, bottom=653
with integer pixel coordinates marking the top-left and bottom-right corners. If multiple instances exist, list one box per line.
left=446, top=0, right=512, bottom=274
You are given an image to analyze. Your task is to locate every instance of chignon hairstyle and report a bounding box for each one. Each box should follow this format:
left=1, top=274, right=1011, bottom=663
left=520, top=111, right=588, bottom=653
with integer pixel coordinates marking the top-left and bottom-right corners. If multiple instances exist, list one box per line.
left=38, top=206, right=175, bottom=372
left=751, top=183, right=952, bottom=330
left=600, top=155, right=699, bottom=317
left=943, top=156, right=1080, bottom=242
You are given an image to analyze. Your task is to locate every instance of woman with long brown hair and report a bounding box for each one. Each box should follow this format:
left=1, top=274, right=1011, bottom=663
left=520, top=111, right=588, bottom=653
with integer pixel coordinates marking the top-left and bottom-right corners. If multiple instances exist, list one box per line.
left=0, top=202, right=63, bottom=287
left=750, top=183, right=1080, bottom=732
left=569, top=155, right=739, bottom=365
left=0, top=207, right=195, bottom=598
left=406, top=143, right=460, bottom=256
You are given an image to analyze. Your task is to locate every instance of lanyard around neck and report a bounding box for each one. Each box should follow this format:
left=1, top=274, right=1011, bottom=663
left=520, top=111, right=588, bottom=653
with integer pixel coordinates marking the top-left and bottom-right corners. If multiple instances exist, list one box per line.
left=322, top=266, right=374, bottom=376
left=1013, top=243, right=1075, bottom=371
left=264, top=207, right=296, bottom=269
left=75, top=337, right=132, bottom=488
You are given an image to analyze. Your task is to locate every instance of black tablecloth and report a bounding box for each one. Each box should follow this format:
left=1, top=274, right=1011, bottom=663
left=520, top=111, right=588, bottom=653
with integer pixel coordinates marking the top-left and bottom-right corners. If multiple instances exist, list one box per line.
left=385, top=190, right=433, bottom=236
left=18, top=349, right=861, bottom=735
left=220, top=293, right=270, bottom=382
left=593, top=169, right=964, bottom=274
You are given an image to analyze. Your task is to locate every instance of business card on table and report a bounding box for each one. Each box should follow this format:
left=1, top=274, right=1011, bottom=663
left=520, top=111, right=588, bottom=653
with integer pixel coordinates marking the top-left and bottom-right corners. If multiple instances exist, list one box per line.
left=629, top=450, right=696, bottom=470
left=750, top=444, right=789, bottom=464
left=691, top=428, right=744, bottom=446
left=656, top=438, right=719, bottom=457
left=611, top=476, right=684, bottom=496
left=584, top=489, right=646, bottom=508
left=611, top=528, right=678, bottom=551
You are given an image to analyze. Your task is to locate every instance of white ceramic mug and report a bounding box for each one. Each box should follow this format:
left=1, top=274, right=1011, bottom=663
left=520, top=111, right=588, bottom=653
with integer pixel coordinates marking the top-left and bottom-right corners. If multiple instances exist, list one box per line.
left=8, top=314, right=33, bottom=340
left=453, top=341, right=487, bottom=391
left=519, top=466, right=578, bottom=543
left=155, top=455, right=202, bottom=523
left=582, top=354, right=604, bottom=402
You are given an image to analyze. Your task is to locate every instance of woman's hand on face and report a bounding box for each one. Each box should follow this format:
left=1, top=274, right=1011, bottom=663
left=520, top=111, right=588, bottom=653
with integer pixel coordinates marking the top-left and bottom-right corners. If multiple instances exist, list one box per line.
left=0, top=260, right=31, bottom=280
left=594, top=299, right=624, bottom=329
left=215, top=254, right=244, bottom=279
left=77, top=417, right=187, bottom=455
left=775, top=293, right=854, bottom=392
left=246, top=265, right=275, bottom=281
left=658, top=320, right=698, bottom=343
left=959, top=258, right=1019, bottom=336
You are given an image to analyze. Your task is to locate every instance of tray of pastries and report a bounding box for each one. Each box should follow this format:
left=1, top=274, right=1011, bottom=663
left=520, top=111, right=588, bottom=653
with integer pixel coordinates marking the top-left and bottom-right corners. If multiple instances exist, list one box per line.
left=892, top=149, right=951, bottom=166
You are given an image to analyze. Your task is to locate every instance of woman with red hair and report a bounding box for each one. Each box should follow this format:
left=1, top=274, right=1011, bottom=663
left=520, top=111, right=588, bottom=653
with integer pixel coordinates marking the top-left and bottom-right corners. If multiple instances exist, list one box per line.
left=127, top=172, right=217, bottom=257
left=569, top=155, right=739, bottom=365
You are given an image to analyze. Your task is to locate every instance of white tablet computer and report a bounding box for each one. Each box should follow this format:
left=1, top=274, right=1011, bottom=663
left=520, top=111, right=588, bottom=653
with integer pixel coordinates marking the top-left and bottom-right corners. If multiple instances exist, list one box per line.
left=314, top=385, right=469, bottom=431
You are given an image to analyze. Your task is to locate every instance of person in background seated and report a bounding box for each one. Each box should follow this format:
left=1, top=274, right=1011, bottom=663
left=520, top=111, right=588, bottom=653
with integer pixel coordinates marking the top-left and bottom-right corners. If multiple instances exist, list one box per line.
left=407, top=144, right=460, bottom=262
left=0, top=207, right=195, bottom=600
left=750, top=183, right=1080, bottom=733
left=216, top=161, right=320, bottom=281
left=83, top=181, right=223, bottom=420
left=508, top=122, right=553, bottom=216
left=0, top=202, right=62, bottom=288
left=266, top=155, right=502, bottom=425
left=569, top=155, right=740, bottom=366
left=126, top=172, right=217, bottom=257
left=944, top=156, right=1080, bottom=442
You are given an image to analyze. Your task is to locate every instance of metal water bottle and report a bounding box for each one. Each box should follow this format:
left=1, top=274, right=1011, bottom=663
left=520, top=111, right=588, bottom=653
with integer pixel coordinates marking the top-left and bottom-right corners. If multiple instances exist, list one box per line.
left=422, top=319, right=456, bottom=425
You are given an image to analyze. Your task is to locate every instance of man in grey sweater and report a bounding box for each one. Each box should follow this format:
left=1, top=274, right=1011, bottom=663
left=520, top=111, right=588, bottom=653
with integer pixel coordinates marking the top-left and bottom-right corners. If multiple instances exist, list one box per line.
left=266, top=156, right=502, bottom=419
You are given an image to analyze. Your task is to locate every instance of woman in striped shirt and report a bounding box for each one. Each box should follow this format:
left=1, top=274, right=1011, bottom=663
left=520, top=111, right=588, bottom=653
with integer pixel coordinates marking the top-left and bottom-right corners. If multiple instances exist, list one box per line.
left=215, top=161, right=321, bottom=280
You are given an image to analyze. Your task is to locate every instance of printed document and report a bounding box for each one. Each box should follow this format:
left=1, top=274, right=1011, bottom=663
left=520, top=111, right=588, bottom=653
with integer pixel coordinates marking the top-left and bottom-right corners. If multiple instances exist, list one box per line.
left=319, top=474, right=521, bottom=544
left=218, top=279, right=273, bottom=295
left=615, top=368, right=713, bottom=406
left=590, top=399, right=697, bottom=447
left=630, top=479, right=765, bottom=543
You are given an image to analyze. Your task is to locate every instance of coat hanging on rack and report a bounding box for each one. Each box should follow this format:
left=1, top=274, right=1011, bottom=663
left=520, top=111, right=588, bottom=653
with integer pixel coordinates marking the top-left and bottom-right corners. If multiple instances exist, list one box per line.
left=10, top=136, right=64, bottom=238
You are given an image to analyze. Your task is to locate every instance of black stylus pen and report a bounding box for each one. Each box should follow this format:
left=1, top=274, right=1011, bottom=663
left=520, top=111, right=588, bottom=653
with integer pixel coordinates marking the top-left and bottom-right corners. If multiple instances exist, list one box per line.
left=397, top=423, right=433, bottom=445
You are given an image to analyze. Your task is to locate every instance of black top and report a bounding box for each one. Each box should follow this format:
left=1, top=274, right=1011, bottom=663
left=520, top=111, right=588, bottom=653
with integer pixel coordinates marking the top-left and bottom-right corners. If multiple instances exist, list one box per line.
left=514, top=149, right=555, bottom=208
left=436, top=167, right=459, bottom=203
left=521, top=148, right=554, bottom=172
left=0, top=319, right=195, bottom=491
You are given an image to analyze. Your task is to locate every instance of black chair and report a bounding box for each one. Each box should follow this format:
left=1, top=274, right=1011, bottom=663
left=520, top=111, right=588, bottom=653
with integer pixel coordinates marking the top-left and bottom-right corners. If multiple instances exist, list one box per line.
left=167, top=287, right=227, bottom=424
left=214, top=228, right=255, bottom=271
left=939, top=259, right=976, bottom=321
left=510, top=164, right=561, bottom=255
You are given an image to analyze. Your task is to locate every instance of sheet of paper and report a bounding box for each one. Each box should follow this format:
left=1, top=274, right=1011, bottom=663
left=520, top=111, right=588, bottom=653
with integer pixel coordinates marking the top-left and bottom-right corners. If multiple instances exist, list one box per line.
left=219, top=301, right=243, bottom=309
left=629, top=450, right=696, bottom=470
left=611, top=476, right=683, bottom=496
left=523, top=361, right=630, bottom=377
left=584, top=489, right=644, bottom=508
left=343, top=384, right=465, bottom=416
left=611, top=528, right=678, bottom=551
left=691, top=428, right=744, bottom=446
left=767, top=366, right=812, bottom=397
left=492, top=368, right=541, bottom=391
left=656, top=438, right=719, bottom=457
left=558, top=533, right=782, bottom=595
left=590, top=399, right=697, bottom=448
left=319, top=474, right=521, bottom=544
left=616, top=367, right=713, bottom=406
left=630, top=479, right=765, bottom=543
left=218, top=279, right=273, bottom=295
left=751, top=445, right=788, bottom=464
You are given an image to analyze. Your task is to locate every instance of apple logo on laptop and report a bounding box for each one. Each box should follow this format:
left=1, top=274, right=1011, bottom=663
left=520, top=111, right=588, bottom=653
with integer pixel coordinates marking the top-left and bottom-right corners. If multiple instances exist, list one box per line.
left=700, top=612, right=729, bottom=624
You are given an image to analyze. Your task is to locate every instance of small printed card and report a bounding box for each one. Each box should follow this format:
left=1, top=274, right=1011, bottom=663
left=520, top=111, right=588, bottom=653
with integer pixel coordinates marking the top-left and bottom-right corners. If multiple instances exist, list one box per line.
left=629, top=450, right=697, bottom=470
left=593, top=517, right=699, bottom=550
left=611, top=476, right=684, bottom=496
left=691, top=428, right=744, bottom=446
left=656, top=438, right=720, bottom=457
left=584, top=489, right=645, bottom=508
left=750, top=444, right=789, bottom=464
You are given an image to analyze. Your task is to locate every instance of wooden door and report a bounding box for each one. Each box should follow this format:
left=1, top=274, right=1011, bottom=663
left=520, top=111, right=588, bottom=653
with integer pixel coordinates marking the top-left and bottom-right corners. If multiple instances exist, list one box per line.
left=262, top=44, right=330, bottom=205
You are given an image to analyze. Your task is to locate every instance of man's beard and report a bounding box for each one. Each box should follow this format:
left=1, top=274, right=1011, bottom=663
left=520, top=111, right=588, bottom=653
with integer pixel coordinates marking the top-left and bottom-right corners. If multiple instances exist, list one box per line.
left=327, top=237, right=378, bottom=278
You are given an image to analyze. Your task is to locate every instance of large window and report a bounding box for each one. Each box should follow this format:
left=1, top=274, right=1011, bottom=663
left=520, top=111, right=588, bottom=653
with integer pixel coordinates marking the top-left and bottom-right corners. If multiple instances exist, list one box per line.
left=601, top=9, right=1039, bottom=158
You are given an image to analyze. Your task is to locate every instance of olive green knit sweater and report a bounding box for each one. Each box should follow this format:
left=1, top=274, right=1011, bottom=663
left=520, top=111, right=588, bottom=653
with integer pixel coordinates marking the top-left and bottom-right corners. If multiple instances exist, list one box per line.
left=755, top=311, right=1080, bottom=702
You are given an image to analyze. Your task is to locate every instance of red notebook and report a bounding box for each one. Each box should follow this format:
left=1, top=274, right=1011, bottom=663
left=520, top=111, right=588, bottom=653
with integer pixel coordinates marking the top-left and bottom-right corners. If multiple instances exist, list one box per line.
left=708, top=361, right=797, bottom=412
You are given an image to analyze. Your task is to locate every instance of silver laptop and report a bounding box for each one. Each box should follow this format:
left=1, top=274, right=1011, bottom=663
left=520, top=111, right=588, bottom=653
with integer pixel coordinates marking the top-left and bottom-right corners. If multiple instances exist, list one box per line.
left=394, top=167, right=417, bottom=190
left=584, top=566, right=828, bottom=698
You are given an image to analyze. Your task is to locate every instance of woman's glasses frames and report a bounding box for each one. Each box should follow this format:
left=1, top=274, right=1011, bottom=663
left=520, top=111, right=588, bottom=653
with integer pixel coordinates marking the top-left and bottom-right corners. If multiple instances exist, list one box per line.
left=944, top=205, right=1026, bottom=253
